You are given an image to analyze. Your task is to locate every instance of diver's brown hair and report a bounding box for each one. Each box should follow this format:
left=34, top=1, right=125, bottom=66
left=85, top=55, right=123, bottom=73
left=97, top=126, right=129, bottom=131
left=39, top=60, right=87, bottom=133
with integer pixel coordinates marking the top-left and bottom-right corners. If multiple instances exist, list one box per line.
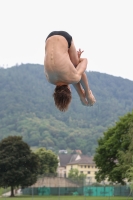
left=53, top=85, right=72, bottom=112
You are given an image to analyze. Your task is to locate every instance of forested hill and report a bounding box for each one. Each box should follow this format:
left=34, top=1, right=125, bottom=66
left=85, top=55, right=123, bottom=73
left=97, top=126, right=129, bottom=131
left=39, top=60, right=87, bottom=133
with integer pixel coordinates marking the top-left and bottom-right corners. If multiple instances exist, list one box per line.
left=0, top=64, right=133, bottom=155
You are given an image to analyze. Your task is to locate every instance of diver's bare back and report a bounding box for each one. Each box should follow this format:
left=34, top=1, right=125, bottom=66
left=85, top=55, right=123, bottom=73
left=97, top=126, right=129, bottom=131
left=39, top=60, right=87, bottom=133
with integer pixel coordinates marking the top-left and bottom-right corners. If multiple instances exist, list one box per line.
left=44, top=35, right=78, bottom=85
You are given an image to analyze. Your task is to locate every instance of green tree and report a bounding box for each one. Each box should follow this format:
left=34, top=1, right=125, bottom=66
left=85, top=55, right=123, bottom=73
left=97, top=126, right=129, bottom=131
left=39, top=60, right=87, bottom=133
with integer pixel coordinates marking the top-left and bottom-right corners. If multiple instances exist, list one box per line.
left=0, top=136, right=40, bottom=197
left=36, top=147, right=58, bottom=175
left=119, top=123, right=133, bottom=192
left=94, top=111, right=133, bottom=184
left=126, top=167, right=133, bottom=194
left=68, top=168, right=86, bottom=183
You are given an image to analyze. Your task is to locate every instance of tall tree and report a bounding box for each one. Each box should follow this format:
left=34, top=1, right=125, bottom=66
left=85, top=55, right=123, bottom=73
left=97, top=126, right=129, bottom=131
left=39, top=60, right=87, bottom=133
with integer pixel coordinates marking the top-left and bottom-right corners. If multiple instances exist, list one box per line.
left=94, top=111, right=133, bottom=184
left=0, top=136, right=40, bottom=197
left=118, top=123, right=133, bottom=188
left=68, top=168, right=87, bottom=184
left=36, top=147, right=58, bottom=175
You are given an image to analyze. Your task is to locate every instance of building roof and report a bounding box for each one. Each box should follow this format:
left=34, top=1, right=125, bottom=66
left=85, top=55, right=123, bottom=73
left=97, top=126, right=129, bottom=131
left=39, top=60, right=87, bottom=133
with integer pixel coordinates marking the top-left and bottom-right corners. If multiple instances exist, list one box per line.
left=67, top=156, right=95, bottom=165
left=69, top=154, right=78, bottom=163
left=58, top=154, right=78, bottom=167
left=58, top=154, right=94, bottom=167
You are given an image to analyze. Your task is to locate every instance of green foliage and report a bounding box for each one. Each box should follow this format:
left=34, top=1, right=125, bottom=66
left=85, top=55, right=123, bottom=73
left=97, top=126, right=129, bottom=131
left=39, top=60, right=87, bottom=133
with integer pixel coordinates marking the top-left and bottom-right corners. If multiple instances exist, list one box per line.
left=0, top=64, right=133, bottom=154
left=0, top=136, right=40, bottom=196
left=68, top=168, right=86, bottom=183
left=120, top=124, right=133, bottom=192
left=35, top=147, right=58, bottom=175
left=94, top=111, right=133, bottom=184
left=125, top=164, right=133, bottom=195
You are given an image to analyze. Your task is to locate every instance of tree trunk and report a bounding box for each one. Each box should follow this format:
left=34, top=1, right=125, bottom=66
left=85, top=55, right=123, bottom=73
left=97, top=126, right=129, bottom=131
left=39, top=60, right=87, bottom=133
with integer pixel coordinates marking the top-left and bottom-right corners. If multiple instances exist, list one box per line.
left=10, top=186, right=15, bottom=197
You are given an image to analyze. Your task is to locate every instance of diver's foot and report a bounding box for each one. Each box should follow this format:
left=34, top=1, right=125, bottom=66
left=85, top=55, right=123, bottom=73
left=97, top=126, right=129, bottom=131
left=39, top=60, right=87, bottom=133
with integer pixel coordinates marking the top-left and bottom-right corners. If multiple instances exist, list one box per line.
left=86, top=90, right=96, bottom=106
left=80, top=97, right=89, bottom=106
left=80, top=89, right=89, bottom=106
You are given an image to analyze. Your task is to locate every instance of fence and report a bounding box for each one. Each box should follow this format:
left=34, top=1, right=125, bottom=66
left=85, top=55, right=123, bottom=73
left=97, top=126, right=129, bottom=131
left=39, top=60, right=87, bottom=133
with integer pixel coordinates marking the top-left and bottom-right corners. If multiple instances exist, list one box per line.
left=21, top=185, right=131, bottom=197
left=2, top=175, right=133, bottom=197
left=21, top=174, right=133, bottom=197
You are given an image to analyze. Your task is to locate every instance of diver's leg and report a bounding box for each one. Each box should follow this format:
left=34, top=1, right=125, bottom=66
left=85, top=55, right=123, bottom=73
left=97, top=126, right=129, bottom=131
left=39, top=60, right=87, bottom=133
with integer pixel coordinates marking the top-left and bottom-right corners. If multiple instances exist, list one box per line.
left=80, top=72, right=96, bottom=106
left=72, top=82, right=89, bottom=106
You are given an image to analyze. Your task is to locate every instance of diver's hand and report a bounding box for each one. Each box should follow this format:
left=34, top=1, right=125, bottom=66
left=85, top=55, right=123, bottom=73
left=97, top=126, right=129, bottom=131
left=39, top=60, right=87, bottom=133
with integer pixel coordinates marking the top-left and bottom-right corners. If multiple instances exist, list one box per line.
left=77, top=48, right=84, bottom=58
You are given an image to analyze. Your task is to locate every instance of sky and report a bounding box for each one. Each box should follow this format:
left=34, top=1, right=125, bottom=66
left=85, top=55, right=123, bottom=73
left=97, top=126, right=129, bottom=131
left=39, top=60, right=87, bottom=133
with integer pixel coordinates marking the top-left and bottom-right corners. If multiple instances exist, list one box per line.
left=0, top=0, right=133, bottom=81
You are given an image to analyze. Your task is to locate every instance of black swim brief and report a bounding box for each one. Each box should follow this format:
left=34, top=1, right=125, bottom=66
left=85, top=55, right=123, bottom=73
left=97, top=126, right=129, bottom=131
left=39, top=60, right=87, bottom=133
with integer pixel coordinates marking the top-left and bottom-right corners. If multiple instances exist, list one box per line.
left=46, top=31, right=72, bottom=48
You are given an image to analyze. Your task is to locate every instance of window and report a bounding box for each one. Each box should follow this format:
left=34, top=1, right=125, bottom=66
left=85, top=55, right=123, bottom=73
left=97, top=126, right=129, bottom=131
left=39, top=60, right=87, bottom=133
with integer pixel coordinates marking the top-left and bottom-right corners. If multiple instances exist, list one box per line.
left=88, top=165, right=90, bottom=168
left=84, top=165, right=86, bottom=168
left=88, top=171, right=91, bottom=174
left=80, top=171, right=83, bottom=173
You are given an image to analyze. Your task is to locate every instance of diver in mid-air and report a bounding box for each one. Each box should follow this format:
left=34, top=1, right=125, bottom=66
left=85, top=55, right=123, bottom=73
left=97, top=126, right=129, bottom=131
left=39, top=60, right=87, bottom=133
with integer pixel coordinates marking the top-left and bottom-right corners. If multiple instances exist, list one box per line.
left=44, top=31, right=96, bottom=111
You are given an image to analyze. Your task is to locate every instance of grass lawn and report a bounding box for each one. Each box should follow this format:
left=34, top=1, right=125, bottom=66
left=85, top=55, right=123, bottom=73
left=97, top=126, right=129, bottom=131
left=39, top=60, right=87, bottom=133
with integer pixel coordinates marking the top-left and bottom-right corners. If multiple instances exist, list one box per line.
left=1, top=196, right=133, bottom=200
left=0, top=188, right=10, bottom=196
left=0, top=188, right=4, bottom=196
